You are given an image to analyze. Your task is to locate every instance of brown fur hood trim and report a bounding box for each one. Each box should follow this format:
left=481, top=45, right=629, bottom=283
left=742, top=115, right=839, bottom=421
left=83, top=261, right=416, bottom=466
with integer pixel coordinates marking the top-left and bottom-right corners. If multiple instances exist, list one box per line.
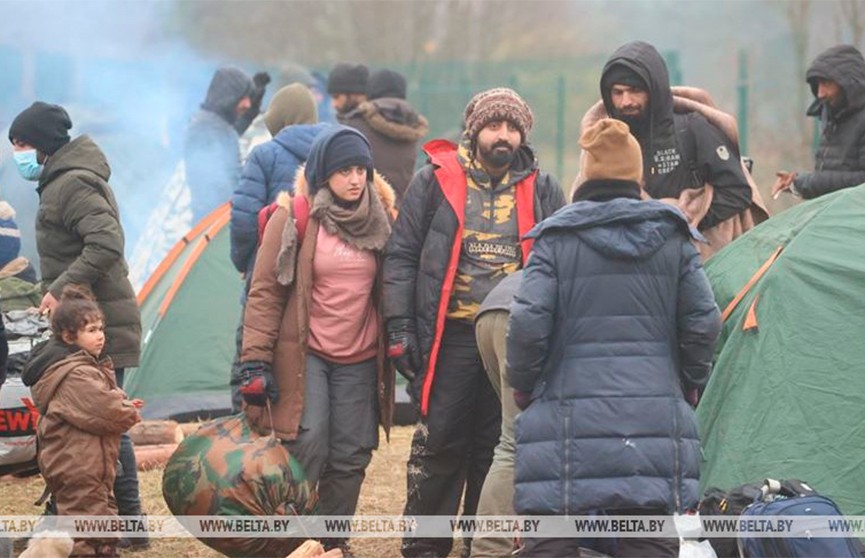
left=573, top=87, right=767, bottom=214
left=580, top=87, right=739, bottom=147
left=282, top=164, right=398, bottom=217
left=356, top=99, right=429, bottom=142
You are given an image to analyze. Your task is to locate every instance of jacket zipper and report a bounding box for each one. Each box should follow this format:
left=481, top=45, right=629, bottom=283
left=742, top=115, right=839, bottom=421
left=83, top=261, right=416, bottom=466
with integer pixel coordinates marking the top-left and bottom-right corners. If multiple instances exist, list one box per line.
left=672, top=399, right=682, bottom=512
left=816, top=121, right=835, bottom=172
left=564, top=414, right=571, bottom=513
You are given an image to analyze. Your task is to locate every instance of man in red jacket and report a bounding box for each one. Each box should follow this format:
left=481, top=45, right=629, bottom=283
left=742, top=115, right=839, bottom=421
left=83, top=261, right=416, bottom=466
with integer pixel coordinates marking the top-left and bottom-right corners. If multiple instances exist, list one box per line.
left=383, top=88, right=564, bottom=558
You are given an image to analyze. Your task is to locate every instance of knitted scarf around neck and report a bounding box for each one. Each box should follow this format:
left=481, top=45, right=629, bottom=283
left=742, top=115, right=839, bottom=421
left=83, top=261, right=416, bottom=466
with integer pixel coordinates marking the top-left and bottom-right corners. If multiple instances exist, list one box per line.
left=276, top=182, right=391, bottom=286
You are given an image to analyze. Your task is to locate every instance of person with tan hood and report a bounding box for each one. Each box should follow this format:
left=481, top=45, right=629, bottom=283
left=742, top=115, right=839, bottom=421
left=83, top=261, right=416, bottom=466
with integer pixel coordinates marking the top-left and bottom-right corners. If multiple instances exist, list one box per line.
left=509, top=119, right=720, bottom=557
left=23, top=285, right=142, bottom=558
left=239, top=125, right=396, bottom=558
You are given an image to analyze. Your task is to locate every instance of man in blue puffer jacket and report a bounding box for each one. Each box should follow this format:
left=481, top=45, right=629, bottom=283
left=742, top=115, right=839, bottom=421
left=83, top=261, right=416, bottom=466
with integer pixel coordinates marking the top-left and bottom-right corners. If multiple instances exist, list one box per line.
left=507, top=119, right=721, bottom=558
left=228, top=83, right=329, bottom=411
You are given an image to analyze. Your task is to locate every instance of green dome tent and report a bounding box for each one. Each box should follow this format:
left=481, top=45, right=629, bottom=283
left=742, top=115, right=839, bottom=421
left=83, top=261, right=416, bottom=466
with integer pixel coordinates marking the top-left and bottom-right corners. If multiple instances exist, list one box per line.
left=124, top=203, right=243, bottom=421
left=698, top=184, right=865, bottom=515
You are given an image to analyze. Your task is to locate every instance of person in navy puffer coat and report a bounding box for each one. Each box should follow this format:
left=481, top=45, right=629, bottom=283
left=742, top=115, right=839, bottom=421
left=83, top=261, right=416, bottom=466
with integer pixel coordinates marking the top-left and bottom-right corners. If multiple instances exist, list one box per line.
left=507, top=119, right=721, bottom=558
left=230, top=83, right=330, bottom=275
left=229, top=84, right=329, bottom=412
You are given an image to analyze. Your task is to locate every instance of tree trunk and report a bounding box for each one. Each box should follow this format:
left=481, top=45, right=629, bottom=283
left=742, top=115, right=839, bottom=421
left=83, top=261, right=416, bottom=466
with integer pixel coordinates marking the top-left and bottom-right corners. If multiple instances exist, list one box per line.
left=134, top=444, right=178, bottom=471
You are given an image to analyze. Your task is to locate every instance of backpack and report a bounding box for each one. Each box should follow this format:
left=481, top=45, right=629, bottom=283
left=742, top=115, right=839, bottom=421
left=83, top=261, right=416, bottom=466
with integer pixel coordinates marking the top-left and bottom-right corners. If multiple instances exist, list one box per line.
left=256, top=195, right=309, bottom=246
left=738, top=479, right=863, bottom=558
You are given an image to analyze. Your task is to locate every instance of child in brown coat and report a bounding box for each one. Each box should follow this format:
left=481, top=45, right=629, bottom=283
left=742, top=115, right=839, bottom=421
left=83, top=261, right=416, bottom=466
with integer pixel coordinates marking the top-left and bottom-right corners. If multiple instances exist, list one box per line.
left=23, top=285, right=142, bottom=557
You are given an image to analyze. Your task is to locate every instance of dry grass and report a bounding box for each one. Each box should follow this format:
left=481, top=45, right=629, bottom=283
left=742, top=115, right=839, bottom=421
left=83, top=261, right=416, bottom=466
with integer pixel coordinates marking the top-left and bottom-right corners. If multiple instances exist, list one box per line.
left=0, top=425, right=463, bottom=558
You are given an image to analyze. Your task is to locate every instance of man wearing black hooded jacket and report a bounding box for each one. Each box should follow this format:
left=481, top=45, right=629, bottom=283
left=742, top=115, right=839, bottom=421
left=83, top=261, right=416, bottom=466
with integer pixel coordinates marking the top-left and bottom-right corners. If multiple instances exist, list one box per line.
left=185, top=66, right=269, bottom=224
left=600, top=41, right=752, bottom=233
left=773, top=45, right=865, bottom=200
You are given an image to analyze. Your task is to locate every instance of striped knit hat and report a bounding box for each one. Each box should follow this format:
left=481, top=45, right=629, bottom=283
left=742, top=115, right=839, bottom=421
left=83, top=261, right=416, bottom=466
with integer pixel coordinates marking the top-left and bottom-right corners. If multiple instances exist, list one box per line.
left=0, top=201, right=21, bottom=268
left=464, top=87, right=534, bottom=143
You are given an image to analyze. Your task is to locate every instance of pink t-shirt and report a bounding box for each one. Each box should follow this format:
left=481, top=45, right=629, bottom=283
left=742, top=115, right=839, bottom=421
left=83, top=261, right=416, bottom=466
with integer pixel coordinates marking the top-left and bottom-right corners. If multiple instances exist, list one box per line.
left=307, top=226, right=379, bottom=363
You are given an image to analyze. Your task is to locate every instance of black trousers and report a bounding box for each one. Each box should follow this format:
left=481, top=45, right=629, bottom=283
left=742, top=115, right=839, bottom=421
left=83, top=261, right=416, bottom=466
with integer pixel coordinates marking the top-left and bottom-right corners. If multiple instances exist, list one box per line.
left=401, top=321, right=502, bottom=558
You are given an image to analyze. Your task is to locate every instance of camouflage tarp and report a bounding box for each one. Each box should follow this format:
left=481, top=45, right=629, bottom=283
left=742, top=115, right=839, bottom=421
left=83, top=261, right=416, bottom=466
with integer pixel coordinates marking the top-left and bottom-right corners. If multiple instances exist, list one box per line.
left=162, top=413, right=317, bottom=557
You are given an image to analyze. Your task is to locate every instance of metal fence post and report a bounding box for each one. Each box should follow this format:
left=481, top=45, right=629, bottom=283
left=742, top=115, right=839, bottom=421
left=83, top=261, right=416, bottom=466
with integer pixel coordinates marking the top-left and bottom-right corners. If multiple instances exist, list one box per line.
left=556, top=75, right=566, bottom=183
left=737, top=49, right=749, bottom=155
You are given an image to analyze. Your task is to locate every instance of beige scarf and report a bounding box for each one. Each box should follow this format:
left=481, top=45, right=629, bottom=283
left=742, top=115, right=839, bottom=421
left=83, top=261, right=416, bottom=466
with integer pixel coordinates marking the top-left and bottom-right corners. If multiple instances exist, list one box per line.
left=276, top=182, right=391, bottom=286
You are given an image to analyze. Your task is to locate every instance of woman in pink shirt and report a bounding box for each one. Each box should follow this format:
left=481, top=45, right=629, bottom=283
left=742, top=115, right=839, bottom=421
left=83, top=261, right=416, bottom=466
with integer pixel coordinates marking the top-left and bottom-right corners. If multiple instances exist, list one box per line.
left=240, top=125, right=396, bottom=557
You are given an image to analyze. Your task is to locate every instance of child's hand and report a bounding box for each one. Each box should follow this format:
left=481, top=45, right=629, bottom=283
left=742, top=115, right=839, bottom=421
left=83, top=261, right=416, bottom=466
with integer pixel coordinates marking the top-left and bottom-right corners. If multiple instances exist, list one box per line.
left=130, top=399, right=144, bottom=409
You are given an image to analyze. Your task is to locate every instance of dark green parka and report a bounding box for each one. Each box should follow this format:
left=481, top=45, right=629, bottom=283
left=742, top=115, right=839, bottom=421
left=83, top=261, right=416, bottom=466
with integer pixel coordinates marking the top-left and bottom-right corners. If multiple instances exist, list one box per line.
left=36, top=135, right=141, bottom=368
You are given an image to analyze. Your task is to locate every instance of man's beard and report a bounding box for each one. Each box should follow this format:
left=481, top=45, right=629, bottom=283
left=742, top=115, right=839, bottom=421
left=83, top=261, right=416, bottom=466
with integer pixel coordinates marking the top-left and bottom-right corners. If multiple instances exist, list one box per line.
left=479, top=142, right=516, bottom=169
left=339, top=99, right=361, bottom=115
left=612, top=108, right=648, bottom=136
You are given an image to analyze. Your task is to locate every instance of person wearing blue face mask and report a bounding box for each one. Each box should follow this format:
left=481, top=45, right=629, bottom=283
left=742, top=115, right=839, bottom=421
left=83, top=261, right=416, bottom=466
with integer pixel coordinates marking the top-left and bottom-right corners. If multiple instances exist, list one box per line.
left=8, top=101, right=150, bottom=550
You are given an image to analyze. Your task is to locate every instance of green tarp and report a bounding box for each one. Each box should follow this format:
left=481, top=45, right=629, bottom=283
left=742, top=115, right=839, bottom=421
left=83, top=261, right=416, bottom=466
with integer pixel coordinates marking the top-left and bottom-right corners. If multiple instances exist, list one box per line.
left=698, top=184, right=865, bottom=515
left=124, top=204, right=242, bottom=420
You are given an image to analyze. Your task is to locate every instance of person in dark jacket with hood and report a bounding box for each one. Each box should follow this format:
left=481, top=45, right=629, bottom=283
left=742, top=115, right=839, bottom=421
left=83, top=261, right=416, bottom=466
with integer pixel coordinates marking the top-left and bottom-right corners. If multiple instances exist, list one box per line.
left=228, top=83, right=329, bottom=412
left=8, top=101, right=148, bottom=549
left=598, top=41, right=757, bottom=257
left=341, top=69, right=429, bottom=204
left=185, top=66, right=270, bottom=224
left=772, top=45, right=865, bottom=200
left=508, top=118, right=721, bottom=558
left=384, top=87, right=564, bottom=558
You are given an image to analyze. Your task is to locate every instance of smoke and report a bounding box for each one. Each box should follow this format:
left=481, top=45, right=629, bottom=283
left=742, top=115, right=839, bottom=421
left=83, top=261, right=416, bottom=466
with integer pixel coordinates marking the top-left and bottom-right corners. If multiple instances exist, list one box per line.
left=0, top=0, right=235, bottom=266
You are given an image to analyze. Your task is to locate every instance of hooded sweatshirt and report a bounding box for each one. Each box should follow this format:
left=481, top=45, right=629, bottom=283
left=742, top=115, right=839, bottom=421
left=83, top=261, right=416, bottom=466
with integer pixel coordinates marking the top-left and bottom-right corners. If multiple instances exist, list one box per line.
left=186, top=67, right=254, bottom=224
left=794, top=45, right=865, bottom=198
left=601, top=41, right=751, bottom=229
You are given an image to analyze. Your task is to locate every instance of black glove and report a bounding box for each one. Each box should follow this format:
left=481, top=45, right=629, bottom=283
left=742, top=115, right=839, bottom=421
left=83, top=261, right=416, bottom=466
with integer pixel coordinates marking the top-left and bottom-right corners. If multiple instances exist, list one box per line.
left=249, top=71, right=271, bottom=109
left=238, top=361, right=278, bottom=406
left=387, top=318, right=422, bottom=383
left=253, top=71, right=271, bottom=89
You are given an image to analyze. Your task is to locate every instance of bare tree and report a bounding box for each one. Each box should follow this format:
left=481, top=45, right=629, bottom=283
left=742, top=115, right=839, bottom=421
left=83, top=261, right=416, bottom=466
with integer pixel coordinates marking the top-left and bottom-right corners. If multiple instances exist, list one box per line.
left=835, top=0, right=865, bottom=49
left=168, top=0, right=583, bottom=67
left=783, top=0, right=812, bottom=148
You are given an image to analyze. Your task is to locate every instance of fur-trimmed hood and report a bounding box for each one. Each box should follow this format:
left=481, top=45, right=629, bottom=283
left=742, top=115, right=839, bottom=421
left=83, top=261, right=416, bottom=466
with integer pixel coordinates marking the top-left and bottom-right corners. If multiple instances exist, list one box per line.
left=573, top=87, right=762, bottom=206
left=347, top=98, right=429, bottom=143
left=278, top=164, right=398, bottom=217
left=581, top=86, right=740, bottom=148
